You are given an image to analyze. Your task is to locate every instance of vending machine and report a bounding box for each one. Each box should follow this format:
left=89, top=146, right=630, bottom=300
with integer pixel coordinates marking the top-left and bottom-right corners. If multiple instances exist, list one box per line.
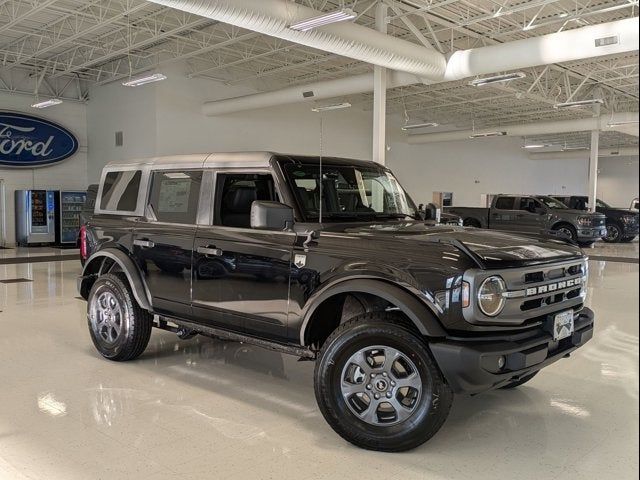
left=15, top=190, right=57, bottom=246
left=55, top=190, right=87, bottom=246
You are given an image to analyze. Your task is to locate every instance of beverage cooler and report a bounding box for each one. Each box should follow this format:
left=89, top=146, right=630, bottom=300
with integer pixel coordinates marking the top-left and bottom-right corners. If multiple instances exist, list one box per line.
left=55, top=191, right=87, bottom=246
left=15, top=190, right=56, bottom=246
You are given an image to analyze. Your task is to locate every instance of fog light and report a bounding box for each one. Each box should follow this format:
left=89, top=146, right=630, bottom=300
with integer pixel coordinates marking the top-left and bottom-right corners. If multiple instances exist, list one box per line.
left=497, top=356, right=506, bottom=370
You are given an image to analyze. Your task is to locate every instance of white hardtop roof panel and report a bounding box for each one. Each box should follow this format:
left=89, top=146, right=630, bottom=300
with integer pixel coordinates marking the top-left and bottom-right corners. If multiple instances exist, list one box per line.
left=105, top=151, right=275, bottom=171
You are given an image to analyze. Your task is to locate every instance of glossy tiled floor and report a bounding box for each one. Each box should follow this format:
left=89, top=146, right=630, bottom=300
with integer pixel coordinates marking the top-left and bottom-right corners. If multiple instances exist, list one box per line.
left=0, top=243, right=638, bottom=480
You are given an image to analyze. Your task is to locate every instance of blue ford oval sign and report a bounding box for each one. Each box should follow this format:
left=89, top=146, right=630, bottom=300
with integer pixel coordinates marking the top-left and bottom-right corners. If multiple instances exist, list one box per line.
left=0, top=111, right=79, bottom=167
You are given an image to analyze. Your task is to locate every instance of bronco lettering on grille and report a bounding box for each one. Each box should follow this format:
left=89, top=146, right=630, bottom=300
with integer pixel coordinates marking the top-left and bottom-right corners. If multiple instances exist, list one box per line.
left=525, top=277, right=582, bottom=296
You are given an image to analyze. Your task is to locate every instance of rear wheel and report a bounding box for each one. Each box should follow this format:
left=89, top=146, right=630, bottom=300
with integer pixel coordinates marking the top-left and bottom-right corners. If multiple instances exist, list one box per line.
left=87, top=273, right=152, bottom=361
left=314, top=312, right=453, bottom=452
left=603, top=223, right=622, bottom=243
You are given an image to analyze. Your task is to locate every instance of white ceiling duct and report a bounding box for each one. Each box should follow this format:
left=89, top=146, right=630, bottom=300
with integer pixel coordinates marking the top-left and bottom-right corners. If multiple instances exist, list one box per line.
left=146, top=0, right=446, bottom=79
left=443, top=17, right=638, bottom=80
left=406, top=112, right=640, bottom=144
left=199, top=17, right=639, bottom=115
left=529, top=147, right=639, bottom=160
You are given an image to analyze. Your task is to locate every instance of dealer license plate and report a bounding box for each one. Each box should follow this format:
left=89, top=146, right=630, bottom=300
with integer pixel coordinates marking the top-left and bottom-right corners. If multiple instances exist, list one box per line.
left=552, top=310, right=574, bottom=341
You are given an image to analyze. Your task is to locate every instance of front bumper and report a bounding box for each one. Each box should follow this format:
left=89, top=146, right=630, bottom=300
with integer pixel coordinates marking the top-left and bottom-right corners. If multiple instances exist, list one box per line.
left=430, top=307, right=594, bottom=395
left=577, top=227, right=607, bottom=241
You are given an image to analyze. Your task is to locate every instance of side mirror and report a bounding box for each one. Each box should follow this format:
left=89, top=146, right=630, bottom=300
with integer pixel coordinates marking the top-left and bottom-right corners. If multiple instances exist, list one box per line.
left=251, top=201, right=294, bottom=230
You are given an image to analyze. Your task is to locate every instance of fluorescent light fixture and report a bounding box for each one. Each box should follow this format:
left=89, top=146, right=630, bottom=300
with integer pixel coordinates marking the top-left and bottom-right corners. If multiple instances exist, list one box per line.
left=122, top=73, right=167, bottom=87
left=554, top=99, right=604, bottom=109
left=469, top=72, right=526, bottom=87
left=31, top=98, right=63, bottom=109
left=522, top=144, right=548, bottom=149
left=311, top=102, right=352, bottom=112
left=401, top=122, right=440, bottom=131
left=561, top=146, right=587, bottom=151
left=607, top=120, right=640, bottom=127
left=469, top=131, right=507, bottom=138
left=289, top=8, right=356, bottom=31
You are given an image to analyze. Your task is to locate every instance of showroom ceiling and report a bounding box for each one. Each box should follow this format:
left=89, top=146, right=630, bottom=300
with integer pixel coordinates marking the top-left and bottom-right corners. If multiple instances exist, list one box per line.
left=0, top=0, right=638, bottom=148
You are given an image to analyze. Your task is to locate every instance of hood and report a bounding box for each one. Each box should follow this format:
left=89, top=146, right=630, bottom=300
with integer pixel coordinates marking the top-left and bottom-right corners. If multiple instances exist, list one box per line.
left=555, top=208, right=604, bottom=217
left=320, top=222, right=583, bottom=268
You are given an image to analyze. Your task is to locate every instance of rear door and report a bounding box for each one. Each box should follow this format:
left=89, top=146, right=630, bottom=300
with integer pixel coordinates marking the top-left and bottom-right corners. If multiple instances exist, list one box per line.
left=489, top=196, right=518, bottom=231
left=192, top=171, right=295, bottom=341
left=131, top=170, right=202, bottom=317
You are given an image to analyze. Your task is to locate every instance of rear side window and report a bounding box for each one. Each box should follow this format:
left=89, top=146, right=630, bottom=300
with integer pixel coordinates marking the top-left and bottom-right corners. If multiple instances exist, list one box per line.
left=494, top=197, right=515, bottom=210
left=148, top=171, right=203, bottom=224
left=100, top=170, right=142, bottom=212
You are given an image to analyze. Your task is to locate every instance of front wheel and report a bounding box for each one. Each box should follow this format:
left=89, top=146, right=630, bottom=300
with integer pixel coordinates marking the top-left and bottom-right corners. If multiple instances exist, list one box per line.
left=87, top=273, right=153, bottom=361
left=603, top=223, right=622, bottom=243
left=554, top=224, right=577, bottom=243
left=314, top=313, right=453, bottom=452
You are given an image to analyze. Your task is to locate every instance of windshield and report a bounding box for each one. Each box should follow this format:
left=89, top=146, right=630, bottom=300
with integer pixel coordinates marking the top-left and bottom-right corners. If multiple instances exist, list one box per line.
left=596, top=199, right=610, bottom=208
left=284, top=163, right=418, bottom=221
left=536, top=196, right=568, bottom=209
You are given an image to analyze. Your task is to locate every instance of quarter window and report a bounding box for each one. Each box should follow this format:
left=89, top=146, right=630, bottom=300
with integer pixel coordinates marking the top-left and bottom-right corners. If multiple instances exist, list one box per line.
left=100, top=170, right=142, bottom=212
left=148, top=171, right=202, bottom=224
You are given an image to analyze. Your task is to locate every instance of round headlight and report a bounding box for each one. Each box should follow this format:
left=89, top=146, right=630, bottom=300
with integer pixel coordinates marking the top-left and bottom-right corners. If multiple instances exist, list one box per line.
left=478, top=276, right=506, bottom=317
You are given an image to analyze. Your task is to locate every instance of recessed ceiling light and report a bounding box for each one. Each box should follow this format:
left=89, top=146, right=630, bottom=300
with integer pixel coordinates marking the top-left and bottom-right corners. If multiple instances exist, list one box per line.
left=122, top=73, right=167, bottom=87
left=554, top=99, right=604, bottom=109
left=469, top=131, right=507, bottom=138
left=289, top=8, right=357, bottom=31
left=469, top=72, right=526, bottom=87
left=401, top=122, right=440, bottom=131
left=311, top=102, right=352, bottom=112
left=31, top=98, right=63, bottom=109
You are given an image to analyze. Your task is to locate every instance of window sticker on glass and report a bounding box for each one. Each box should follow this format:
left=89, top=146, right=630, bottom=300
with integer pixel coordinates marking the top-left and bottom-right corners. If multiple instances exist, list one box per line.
left=354, top=170, right=370, bottom=207
left=158, top=178, right=191, bottom=213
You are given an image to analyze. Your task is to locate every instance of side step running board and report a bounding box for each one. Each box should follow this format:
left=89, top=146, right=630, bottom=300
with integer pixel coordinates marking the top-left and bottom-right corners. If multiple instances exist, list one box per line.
left=156, top=316, right=317, bottom=359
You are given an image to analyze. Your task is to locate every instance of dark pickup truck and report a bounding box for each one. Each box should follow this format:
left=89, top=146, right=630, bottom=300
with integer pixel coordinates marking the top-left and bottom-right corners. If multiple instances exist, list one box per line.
left=447, top=194, right=606, bottom=246
left=553, top=196, right=639, bottom=243
left=78, top=153, right=594, bottom=452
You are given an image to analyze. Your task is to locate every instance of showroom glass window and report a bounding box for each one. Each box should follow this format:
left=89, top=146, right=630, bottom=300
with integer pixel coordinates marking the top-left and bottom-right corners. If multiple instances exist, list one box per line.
left=494, top=197, right=515, bottom=210
left=283, top=163, right=417, bottom=221
left=100, top=170, right=142, bottom=212
left=148, top=171, right=203, bottom=224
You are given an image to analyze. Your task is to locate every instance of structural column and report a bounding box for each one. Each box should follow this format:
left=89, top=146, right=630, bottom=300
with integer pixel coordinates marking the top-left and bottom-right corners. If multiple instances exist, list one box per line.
left=372, top=2, right=388, bottom=165
left=587, top=103, right=601, bottom=212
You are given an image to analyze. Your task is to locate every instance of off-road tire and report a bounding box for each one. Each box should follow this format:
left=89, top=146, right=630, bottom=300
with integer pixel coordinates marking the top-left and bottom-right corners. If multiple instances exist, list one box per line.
left=500, top=371, right=538, bottom=389
left=621, top=236, right=636, bottom=243
left=87, top=273, right=152, bottom=361
left=314, top=312, right=453, bottom=452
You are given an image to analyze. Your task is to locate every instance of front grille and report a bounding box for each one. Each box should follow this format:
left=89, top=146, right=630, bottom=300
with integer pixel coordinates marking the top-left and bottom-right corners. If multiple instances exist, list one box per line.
left=463, top=258, right=588, bottom=326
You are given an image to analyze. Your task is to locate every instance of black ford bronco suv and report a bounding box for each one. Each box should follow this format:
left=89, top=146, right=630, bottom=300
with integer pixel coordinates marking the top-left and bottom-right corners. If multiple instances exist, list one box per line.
left=78, top=152, right=594, bottom=452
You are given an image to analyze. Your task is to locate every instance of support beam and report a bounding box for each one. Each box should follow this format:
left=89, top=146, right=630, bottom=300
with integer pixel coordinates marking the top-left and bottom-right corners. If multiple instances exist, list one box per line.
left=588, top=103, right=601, bottom=213
left=373, top=2, right=388, bottom=165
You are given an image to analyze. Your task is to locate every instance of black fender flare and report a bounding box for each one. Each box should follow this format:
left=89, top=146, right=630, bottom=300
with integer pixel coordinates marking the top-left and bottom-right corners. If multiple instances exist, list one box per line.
left=79, top=248, right=152, bottom=311
left=299, top=278, right=446, bottom=345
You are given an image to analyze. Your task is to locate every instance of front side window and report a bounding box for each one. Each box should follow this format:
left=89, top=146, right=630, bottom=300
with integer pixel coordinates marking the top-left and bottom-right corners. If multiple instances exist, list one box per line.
left=148, top=171, right=202, bottom=224
left=100, top=170, right=142, bottom=212
left=494, top=197, right=515, bottom=210
left=596, top=199, right=610, bottom=209
left=536, top=196, right=567, bottom=209
left=284, top=164, right=417, bottom=221
left=215, top=173, right=278, bottom=228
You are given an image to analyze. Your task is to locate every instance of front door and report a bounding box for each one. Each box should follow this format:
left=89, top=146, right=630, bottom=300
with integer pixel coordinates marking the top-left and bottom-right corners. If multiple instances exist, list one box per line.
left=515, top=197, right=547, bottom=234
left=191, top=172, right=294, bottom=341
left=132, top=170, right=202, bottom=317
left=490, top=196, right=518, bottom=231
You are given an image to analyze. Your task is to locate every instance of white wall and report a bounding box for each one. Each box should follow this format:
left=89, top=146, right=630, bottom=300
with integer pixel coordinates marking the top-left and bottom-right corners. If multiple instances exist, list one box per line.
left=87, top=65, right=373, bottom=182
left=0, top=92, right=88, bottom=245
left=598, top=156, right=639, bottom=207
left=386, top=124, right=591, bottom=207
left=85, top=64, right=637, bottom=212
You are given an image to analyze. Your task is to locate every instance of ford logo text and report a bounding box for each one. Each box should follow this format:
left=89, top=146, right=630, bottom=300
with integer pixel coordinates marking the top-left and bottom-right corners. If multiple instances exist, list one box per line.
left=0, top=112, right=79, bottom=167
